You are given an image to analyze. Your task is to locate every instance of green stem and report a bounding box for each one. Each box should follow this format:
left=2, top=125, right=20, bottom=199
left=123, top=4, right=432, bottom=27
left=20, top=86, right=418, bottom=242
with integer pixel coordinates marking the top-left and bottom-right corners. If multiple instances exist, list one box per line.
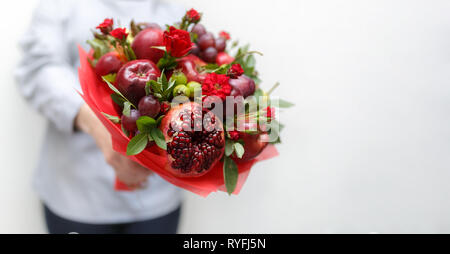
left=267, top=82, right=280, bottom=96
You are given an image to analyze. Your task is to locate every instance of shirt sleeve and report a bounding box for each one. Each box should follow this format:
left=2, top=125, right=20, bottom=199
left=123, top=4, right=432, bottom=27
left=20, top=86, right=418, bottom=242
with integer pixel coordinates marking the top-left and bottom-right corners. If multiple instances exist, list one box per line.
left=15, top=0, right=83, bottom=134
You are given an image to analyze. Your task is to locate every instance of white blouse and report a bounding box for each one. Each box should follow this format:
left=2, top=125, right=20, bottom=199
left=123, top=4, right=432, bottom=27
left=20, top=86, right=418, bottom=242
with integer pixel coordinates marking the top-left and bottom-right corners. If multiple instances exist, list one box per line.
left=15, top=0, right=184, bottom=224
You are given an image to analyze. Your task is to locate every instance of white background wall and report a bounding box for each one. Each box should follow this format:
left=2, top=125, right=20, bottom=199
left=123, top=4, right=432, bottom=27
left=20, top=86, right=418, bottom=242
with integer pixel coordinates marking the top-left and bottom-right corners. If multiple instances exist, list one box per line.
left=1, top=0, right=450, bottom=233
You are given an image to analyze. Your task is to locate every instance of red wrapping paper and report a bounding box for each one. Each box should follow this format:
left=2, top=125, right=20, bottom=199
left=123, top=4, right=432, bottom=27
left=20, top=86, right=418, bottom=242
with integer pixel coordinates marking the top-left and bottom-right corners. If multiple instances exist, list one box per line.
left=77, top=46, right=279, bottom=196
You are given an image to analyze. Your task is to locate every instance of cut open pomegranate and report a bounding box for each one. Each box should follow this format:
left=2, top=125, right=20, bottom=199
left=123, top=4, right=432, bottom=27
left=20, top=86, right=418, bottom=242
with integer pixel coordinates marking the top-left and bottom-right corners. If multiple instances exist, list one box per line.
left=160, top=102, right=225, bottom=177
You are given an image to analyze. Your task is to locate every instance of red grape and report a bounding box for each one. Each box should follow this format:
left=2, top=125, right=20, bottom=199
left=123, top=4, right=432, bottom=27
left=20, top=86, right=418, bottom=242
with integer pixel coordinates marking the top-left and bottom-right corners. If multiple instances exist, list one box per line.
left=191, top=24, right=206, bottom=37
left=197, top=33, right=215, bottom=50
left=121, top=109, right=140, bottom=132
left=215, top=37, right=226, bottom=52
left=190, top=44, right=201, bottom=56
left=138, top=95, right=161, bottom=118
left=201, top=47, right=218, bottom=63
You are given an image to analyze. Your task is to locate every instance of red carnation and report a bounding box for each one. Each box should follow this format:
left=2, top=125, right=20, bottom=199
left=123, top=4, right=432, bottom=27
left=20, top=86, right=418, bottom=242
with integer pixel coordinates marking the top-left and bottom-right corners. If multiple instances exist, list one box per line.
left=96, top=18, right=113, bottom=34
left=110, top=28, right=128, bottom=40
left=202, top=73, right=232, bottom=101
left=228, top=131, right=240, bottom=141
left=219, top=31, right=231, bottom=40
left=186, top=8, right=201, bottom=23
left=227, top=64, right=244, bottom=79
left=164, top=26, right=194, bottom=58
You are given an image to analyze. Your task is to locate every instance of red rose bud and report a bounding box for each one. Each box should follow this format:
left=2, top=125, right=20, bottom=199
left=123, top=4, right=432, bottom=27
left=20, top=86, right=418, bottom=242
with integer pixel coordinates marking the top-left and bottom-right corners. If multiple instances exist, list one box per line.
left=96, top=18, right=114, bottom=34
left=186, top=8, right=201, bottom=23
left=228, top=131, right=240, bottom=141
left=264, top=107, right=276, bottom=120
left=164, top=26, right=194, bottom=58
left=219, top=31, right=231, bottom=40
left=228, top=64, right=244, bottom=79
left=110, top=28, right=128, bottom=41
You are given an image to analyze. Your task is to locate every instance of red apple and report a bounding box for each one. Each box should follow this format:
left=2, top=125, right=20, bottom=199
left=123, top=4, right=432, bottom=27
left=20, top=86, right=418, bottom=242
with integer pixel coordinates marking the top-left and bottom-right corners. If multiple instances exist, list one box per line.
left=178, top=59, right=206, bottom=83
left=132, top=28, right=164, bottom=64
left=232, top=132, right=269, bottom=162
left=228, top=75, right=255, bottom=98
left=115, top=60, right=160, bottom=105
left=95, top=52, right=123, bottom=77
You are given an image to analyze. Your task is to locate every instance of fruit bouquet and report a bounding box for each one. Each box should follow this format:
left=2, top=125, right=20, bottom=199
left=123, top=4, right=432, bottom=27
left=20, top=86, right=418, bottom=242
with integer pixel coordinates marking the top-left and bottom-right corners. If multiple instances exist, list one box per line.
left=78, top=9, right=293, bottom=196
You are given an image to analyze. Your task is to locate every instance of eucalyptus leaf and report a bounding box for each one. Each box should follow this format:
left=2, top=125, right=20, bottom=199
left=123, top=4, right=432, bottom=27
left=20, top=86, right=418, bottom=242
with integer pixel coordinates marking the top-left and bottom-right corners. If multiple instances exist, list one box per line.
left=150, top=128, right=167, bottom=150
left=233, top=143, right=245, bottom=159
left=102, top=112, right=120, bottom=124
left=223, top=156, right=238, bottom=195
left=225, top=140, right=235, bottom=157
left=272, top=99, right=295, bottom=108
left=122, top=102, right=132, bottom=117
left=126, top=133, right=148, bottom=156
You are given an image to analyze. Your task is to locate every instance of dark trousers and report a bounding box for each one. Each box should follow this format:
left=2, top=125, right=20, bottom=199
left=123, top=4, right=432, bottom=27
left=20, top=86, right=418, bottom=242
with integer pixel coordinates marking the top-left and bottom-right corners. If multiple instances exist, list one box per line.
left=44, top=205, right=181, bottom=234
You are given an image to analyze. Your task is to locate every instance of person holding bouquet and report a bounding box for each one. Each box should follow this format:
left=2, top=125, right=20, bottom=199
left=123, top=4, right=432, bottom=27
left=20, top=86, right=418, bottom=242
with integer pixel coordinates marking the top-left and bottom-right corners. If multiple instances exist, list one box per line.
left=15, top=0, right=185, bottom=234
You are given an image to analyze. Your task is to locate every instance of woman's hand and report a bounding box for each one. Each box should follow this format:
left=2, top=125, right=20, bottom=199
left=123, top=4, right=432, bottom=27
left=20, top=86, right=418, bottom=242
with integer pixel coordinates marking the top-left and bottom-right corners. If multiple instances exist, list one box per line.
left=75, top=104, right=151, bottom=189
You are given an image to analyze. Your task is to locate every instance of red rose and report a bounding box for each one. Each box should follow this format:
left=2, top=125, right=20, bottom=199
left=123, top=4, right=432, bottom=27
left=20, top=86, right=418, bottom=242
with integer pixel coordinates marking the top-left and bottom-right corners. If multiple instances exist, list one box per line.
left=202, top=73, right=232, bottom=101
left=219, top=31, right=231, bottom=40
left=110, top=28, right=128, bottom=40
left=186, top=8, right=201, bottom=23
left=164, top=26, right=194, bottom=58
left=96, top=18, right=113, bottom=34
left=227, top=64, right=244, bottom=79
left=228, top=131, right=240, bottom=140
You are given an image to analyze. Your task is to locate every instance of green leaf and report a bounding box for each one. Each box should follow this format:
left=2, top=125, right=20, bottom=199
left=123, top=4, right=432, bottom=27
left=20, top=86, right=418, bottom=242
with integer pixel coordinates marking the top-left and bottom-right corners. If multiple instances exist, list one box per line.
left=161, top=71, right=168, bottom=89
left=145, top=82, right=151, bottom=96
left=234, top=143, right=245, bottom=159
left=149, top=80, right=162, bottom=94
left=272, top=99, right=295, bottom=108
left=150, top=128, right=167, bottom=150
left=246, top=55, right=256, bottom=69
left=136, top=116, right=156, bottom=133
left=157, top=52, right=178, bottom=70
left=126, top=133, right=149, bottom=156
left=225, top=140, right=235, bottom=157
left=87, top=38, right=110, bottom=59
left=206, top=64, right=230, bottom=74
left=223, top=156, right=238, bottom=195
left=122, top=102, right=132, bottom=117
left=121, top=124, right=130, bottom=137
left=151, top=46, right=167, bottom=52
left=102, top=73, right=116, bottom=83
left=111, top=93, right=126, bottom=108
left=102, top=112, right=120, bottom=124
left=103, top=77, right=136, bottom=108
